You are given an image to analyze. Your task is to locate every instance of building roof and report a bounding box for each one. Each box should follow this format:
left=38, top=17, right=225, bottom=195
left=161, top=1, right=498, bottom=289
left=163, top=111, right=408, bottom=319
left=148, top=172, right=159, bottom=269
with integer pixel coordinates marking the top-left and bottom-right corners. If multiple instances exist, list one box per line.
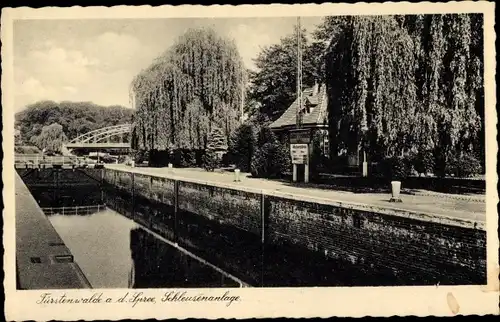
left=269, top=84, right=328, bottom=130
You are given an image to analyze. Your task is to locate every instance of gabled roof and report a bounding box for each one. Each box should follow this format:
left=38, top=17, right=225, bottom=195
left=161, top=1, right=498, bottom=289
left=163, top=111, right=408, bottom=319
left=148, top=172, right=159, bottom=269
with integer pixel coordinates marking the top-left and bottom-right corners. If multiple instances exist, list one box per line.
left=270, top=84, right=328, bottom=130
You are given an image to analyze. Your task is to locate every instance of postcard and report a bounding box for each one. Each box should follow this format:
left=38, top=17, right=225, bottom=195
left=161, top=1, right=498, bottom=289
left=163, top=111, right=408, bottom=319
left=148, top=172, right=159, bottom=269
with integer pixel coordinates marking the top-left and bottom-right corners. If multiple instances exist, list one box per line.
left=2, top=2, right=498, bottom=320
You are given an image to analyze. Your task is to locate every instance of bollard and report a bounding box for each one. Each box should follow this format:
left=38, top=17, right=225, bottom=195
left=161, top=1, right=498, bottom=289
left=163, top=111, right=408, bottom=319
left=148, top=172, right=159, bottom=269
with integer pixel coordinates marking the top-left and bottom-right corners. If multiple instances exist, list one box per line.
left=390, top=180, right=402, bottom=202
left=168, top=163, right=173, bottom=169
left=131, top=161, right=135, bottom=168
left=234, top=169, right=241, bottom=182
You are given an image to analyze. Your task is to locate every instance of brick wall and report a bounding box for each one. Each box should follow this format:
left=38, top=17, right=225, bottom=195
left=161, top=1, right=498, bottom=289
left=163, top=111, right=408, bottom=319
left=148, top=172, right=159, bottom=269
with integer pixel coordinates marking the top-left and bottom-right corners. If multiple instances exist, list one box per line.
left=267, top=196, right=486, bottom=285
left=101, top=168, right=486, bottom=286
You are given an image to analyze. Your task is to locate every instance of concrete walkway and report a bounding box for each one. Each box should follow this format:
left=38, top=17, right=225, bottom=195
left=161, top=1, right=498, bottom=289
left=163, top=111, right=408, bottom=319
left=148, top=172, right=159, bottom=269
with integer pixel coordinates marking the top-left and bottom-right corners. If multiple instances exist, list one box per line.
left=106, top=165, right=487, bottom=227
left=15, top=172, right=91, bottom=289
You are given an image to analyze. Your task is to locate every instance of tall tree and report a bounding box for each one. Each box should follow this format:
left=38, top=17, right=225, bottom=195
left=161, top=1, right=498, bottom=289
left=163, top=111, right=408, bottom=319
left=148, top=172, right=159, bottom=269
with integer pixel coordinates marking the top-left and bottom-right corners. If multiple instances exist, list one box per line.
left=324, top=16, right=417, bottom=160
left=322, top=14, right=483, bottom=168
left=30, top=123, right=68, bottom=153
left=131, top=27, right=245, bottom=152
left=398, top=14, right=484, bottom=170
left=248, top=25, right=317, bottom=121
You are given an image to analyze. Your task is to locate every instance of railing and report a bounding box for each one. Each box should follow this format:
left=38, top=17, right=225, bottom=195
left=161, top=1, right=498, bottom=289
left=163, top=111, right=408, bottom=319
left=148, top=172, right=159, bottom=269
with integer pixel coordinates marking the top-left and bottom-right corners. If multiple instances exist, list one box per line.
left=15, top=154, right=88, bottom=166
left=41, top=204, right=107, bottom=216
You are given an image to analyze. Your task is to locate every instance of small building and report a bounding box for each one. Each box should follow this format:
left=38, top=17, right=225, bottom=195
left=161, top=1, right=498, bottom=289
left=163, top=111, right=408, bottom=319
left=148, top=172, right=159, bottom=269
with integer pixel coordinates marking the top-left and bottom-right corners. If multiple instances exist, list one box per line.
left=269, top=83, right=363, bottom=172
left=269, top=83, right=330, bottom=158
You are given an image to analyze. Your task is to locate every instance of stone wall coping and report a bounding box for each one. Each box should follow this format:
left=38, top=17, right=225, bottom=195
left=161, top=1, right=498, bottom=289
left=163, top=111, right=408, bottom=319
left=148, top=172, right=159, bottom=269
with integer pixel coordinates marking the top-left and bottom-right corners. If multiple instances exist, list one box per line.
left=106, top=166, right=485, bottom=231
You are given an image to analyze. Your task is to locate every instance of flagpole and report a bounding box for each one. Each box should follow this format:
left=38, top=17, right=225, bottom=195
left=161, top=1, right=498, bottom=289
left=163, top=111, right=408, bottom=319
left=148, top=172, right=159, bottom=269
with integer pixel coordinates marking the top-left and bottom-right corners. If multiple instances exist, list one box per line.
left=296, top=16, right=303, bottom=129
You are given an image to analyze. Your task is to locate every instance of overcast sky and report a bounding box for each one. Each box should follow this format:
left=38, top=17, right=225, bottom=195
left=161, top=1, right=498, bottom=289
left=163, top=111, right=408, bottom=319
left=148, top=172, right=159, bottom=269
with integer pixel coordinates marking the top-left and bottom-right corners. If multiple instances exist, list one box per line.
left=13, top=17, right=323, bottom=112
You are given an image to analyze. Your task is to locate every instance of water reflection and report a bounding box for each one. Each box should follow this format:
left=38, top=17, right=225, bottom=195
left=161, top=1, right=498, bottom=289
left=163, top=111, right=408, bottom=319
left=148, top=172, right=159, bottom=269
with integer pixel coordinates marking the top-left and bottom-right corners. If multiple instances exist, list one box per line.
left=48, top=208, right=242, bottom=288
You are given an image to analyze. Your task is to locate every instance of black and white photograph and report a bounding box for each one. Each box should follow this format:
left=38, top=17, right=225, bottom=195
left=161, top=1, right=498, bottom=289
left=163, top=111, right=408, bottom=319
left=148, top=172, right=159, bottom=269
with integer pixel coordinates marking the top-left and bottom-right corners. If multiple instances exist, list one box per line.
left=2, top=2, right=498, bottom=320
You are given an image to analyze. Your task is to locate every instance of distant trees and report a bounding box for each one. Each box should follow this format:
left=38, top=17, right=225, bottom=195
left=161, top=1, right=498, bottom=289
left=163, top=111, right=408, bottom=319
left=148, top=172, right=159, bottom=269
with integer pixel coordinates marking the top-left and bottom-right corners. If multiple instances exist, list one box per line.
left=15, top=100, right=134, bottom=143
left=131, top=27, right=246, bottom=156
left=30, top=123, right=68, bottom=153
left=248, top=25, right=318, bottom=121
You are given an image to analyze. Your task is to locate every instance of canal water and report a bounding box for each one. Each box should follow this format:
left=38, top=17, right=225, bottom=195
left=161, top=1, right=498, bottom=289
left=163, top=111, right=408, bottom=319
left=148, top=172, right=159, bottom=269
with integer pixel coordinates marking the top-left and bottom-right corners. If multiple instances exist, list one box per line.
left=47, top=209, right=242, bottom=288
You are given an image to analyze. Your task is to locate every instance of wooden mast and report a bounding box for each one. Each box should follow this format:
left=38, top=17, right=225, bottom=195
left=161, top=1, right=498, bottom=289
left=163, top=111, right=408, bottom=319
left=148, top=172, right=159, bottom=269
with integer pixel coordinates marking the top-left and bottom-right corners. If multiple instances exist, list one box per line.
left=296, top=16, right=303, bottom=129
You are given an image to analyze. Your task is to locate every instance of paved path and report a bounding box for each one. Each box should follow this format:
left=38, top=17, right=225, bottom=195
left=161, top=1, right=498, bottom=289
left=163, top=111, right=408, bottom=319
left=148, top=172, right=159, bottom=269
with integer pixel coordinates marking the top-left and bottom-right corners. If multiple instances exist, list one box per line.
left=106, top=165, right=487, bottom=226
left=15, top=173, right=91, bottom=289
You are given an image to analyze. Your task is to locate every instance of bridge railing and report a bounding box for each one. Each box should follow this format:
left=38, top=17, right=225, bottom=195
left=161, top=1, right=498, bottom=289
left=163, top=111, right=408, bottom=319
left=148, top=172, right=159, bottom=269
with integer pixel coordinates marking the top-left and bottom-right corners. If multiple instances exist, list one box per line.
left=69, top=123, right=131, bottom=144
left=15, top=154, right=88, bottom=165
left=41, top=204, right=107, bottom=216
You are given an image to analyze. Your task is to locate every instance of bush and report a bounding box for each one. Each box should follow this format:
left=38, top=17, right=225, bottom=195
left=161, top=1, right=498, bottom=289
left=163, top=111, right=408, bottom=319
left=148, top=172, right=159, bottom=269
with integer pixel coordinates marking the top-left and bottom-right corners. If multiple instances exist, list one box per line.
left=410, top=150, right=435, bottom=176
left=250, top=140, right=290, bottom=178
left=229, top=123, right=256, bottom=172
left=133, top=150, right=149, bottom=164
left=377, top=155, right=412, bottom=180
left=15, top=145, right=40, bottom=154
left=179, top=150, right=197, bottom=167
left=202, top=149, right=218, bottom=171
left=446, top=152, right=482, bottom=178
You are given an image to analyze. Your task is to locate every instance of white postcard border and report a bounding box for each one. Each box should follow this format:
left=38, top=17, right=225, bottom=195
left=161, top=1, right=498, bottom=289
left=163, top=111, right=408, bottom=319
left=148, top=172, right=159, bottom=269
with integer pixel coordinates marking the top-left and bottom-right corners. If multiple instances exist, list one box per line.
left=2, top=2, right=498, bottom=320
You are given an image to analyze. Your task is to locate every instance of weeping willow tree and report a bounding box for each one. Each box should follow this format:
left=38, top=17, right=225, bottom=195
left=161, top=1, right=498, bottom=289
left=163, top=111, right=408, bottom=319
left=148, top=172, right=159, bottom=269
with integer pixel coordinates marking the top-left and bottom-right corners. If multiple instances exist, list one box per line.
left=324, top=14, right=484, bottom=168
left=415, top=14, right=483, bottom=170
left=325, top=16, right=417, bottom=161
left=130, top=27, right=245, bottom=154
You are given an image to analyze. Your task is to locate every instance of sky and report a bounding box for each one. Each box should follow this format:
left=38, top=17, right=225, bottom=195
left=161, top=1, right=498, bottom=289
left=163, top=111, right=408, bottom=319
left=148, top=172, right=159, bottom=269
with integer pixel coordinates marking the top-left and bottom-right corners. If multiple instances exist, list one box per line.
left=13, top=17, right=324, bottom=112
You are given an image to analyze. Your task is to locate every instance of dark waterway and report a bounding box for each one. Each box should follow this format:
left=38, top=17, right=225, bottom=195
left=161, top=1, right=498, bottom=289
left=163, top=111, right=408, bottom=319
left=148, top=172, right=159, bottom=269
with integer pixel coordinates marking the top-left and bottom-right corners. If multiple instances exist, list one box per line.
left=24, top=173, right=244, bottom=288
left=47, top=209, right=242, bottom=288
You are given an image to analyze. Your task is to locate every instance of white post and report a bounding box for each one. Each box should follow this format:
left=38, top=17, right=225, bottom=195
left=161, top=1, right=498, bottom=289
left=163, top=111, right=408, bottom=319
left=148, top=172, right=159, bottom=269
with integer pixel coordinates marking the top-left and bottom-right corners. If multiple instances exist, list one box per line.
left=293, top=164, right=298, bottom=182
left=304, top=163, right=309, bottom=183
left=362, top=150, right=368, bottom=177
left=234, top=169, right=241, bottom=182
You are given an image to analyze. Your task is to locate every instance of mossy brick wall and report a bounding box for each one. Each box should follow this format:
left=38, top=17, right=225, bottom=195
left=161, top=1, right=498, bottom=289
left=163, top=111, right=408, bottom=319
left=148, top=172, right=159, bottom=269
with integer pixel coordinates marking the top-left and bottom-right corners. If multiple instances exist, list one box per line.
left=267, top=196, right=486, bottom=285
left=101, top=168, right=486, bottom=286
left=177, top=182, right=261, bottom=236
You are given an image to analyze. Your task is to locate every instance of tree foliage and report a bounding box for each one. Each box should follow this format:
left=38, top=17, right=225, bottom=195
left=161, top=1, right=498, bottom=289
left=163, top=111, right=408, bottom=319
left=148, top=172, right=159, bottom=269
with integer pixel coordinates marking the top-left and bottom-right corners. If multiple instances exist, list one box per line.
left=229, top=122, right=257, bottom=172
left=250, top=128, right=290, bottom=179
left=323, top=14, right=484, bottom=170
left=15, top=100, right=134, bottom=143
left=30, top=123, right=68, bottom=153
left=131, top=27, right=245, bottom=152
left=248, top=25, right=318, bottom=121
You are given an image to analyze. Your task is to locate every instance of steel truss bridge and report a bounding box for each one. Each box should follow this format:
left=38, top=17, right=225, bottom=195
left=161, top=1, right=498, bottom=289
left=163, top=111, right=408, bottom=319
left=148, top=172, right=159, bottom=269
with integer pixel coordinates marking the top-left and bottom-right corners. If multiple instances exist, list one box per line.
left=63, top=123, right=132, bottom=154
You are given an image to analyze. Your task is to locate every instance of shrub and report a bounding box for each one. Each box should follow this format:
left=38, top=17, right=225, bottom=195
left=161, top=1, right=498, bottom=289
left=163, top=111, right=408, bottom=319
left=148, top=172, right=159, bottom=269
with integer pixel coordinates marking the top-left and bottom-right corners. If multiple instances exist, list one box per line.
left=411, top=150, right=435, bottom=176
left=446, top=152, right=482, bottom=178
left=133, top=150, right=149, bottom=164
left=377, top=155, right=412, bottom=180
left=179, top=150, right=197, bottom=167
left=250, top=131, right=290, bottom=179
left=15, top=145, right=40, bottom=154
left=229, top=123, right=256, bottom=172
left=202, top=149, right=218, bottom=171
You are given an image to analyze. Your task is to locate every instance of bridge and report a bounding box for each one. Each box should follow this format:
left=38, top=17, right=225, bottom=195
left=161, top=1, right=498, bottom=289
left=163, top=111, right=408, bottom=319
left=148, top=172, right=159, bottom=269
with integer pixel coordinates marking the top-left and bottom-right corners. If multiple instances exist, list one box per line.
left=62, top=123, right=131, bottom=155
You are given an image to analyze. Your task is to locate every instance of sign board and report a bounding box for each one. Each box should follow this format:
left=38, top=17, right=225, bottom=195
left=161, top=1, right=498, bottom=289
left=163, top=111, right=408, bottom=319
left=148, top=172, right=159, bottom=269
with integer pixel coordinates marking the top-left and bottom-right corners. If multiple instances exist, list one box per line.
left=289, top=129, right=311, bottom=144
left=290, top=143, right=309, bottom=164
